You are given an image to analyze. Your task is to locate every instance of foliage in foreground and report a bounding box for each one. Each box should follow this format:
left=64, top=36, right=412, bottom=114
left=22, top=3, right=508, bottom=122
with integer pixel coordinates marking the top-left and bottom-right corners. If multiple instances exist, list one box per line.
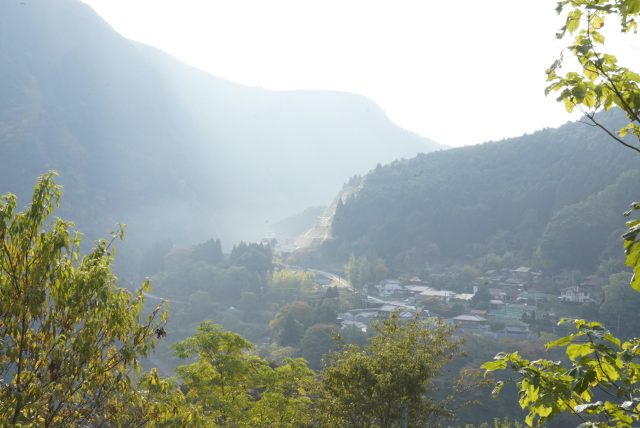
left=145, top=314, right=463, bottom=427
left=317, top=314, right=460, bottom=427
left=0, top=172, right=166, bottom=427
left=482, top=1, right=640, bottom=426
left=143, top=321, right=316, bottom=427
left=484, top=319, right=640, bottom=427
left=546, top=0, right=640, bottom=292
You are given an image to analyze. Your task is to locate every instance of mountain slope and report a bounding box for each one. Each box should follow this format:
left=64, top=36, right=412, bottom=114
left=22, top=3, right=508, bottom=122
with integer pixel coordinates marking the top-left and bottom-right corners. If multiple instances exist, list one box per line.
left=0, top=0, right=443, bottom=251
left=324, top=110, right=640, bottom=273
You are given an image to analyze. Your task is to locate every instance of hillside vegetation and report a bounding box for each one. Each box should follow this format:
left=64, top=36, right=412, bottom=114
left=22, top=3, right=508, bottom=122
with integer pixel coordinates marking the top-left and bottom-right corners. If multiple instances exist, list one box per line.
left=327, top=110, right=639, bottom=274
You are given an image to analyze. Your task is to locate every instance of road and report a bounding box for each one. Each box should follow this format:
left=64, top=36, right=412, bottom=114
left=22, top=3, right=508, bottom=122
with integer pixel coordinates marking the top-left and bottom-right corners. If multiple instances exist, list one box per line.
left=139, top=265, right=352, bottom=305
left=307, top=268, right=354, bottom=291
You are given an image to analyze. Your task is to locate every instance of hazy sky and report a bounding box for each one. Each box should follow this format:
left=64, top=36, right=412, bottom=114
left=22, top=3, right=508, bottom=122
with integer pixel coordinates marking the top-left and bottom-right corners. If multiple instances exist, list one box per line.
left=80, top=0, right=591, bottom=147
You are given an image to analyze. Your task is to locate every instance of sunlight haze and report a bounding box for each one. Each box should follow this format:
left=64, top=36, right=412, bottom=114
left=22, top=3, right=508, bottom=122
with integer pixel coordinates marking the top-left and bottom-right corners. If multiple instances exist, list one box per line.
left=80, top=0, right=581, bottom=147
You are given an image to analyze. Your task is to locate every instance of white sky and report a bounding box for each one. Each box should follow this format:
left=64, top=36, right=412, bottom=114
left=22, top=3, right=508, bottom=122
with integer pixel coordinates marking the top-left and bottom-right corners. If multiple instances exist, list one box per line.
left=80, top=0, right=610, bottom=147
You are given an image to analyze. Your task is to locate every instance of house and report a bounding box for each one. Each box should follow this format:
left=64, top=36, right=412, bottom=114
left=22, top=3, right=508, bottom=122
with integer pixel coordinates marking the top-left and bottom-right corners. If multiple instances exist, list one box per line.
left=375, top=280, right=404, bottom=297
left=480, top=270, right=508, bottom=284
left=418, top=288, right=456, bottom=303
left=407, top=276, right=428, bottom=285
left=496, top=320, right=535, bottom=339
left=450, top=314, right=490, bottom=331
left=338, top=309, right=380, bottom=324
left=338, top=303, right=417, bottom=327
left=516, top=291, right=535, bottom=303
left=503, top=321, right=530, bottom=335
left=559, top=286, right=596, bottom=303
left=453, top=292, right=475, bottom=302
left=489, top=288, right=507, bottom=301
left=512, top=266, right=532, bottom=274
left=469, top=309, right=489, bottom=317
left=404, top=285, right=433, bottom=295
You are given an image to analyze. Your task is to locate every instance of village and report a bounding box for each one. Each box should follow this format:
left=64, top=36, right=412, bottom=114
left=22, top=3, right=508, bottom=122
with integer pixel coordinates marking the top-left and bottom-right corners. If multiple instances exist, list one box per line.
left=335, top=265, right=608, bottom=340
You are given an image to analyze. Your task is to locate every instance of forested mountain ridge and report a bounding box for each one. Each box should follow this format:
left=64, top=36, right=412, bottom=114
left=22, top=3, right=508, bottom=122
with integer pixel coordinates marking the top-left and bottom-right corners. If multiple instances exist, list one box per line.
left=0, top=0, right=443, bottom=253
left=325, top=110, right=640, bottom=273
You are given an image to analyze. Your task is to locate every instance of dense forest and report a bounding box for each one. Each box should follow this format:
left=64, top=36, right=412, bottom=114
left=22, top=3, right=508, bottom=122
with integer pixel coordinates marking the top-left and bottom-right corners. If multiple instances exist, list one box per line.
left=326, top=110, right=639, bottom=274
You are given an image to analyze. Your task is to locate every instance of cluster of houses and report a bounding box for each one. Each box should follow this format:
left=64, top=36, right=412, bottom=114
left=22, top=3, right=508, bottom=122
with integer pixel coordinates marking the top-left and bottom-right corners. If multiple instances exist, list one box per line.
left=336, top=266, right=608, bottom=340
left=480, top=268, right=606, bottom=305
left=374, top=277, right=475, bottom=304
left=337, top=298, right=535, bottom=340
left=557, top=274, right=606, bottom=303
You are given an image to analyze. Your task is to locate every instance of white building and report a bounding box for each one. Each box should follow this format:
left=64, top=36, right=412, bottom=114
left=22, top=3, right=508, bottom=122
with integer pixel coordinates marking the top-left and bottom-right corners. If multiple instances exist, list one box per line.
left=559, top=286, right=594, bottom=303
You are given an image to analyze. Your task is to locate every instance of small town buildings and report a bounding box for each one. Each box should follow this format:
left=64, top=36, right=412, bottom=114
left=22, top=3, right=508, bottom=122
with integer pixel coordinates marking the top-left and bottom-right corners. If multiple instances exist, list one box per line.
left=559, top=285, right=598, bottom=303
left=404, top=285, right=432, bottom=295
left=489, top=288, right=507, bottom=301
left=375, top=280, right=404, bottom=297
left=418, top=288, right=456, bottom=303
left=450, top=314, right=489, bottom=331
left=453, top=293, right=474, bottom=302
left=502, top=320, right=530, bottom=335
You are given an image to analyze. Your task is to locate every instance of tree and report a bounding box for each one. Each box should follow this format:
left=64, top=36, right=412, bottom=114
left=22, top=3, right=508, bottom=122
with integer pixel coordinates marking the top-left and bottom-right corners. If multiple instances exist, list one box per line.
left=542, top=0, right=640, bottom=289
left=191, top=238, right=224, bottom=265
left=344, top=254, right=362, bottom=289
left=344, top=255, right=374, bottom=291
left=269, top=301, right=315, bottom=341
left=371, top=257, right=390, bottom=283
left=229, top=241, right=273, bottom=274
left=268, top=269, right=316, bottom=302
left=299, top=324, right=340, bottom=371
left=313, top=298, right=339, bottom=324
left=317, top=314, right=460, bottom=427
left=151, top=321, right=315, bottom=426
left=483, top=319, right=640, bottom=427
left=0, top=172, right=166, bottom=427
left=275, top=313, right=305, bottom=346
left=599, top=272, right=640, bottom=338
left=547, top=0, right=640, bottom=153
left=481, top=3, right=640, bottom=426
left=472, top=286, right=492, bottom=308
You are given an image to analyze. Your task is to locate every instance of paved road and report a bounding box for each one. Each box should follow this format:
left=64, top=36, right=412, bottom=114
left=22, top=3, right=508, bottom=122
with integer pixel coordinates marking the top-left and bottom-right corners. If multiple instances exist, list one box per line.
left=139, top=265, right=352, bottom=305
left=307, top=268, right=354, bottom=291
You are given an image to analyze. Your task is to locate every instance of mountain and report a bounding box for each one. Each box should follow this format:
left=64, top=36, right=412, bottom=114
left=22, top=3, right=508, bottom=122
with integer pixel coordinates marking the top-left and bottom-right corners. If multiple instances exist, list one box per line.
left=320, top=110, right=640, bottom=274
left=0, top=0, right=443, bottom=254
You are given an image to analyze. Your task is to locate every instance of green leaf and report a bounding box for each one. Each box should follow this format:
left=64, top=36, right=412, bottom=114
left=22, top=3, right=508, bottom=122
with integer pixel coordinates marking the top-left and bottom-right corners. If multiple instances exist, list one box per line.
left=591, top=31, right=605, bottom=44
left=567, top=343, right=594, bottom=360
left=482, top=359, right=507, bottom=372
left=603, top=333, right=621, bottom=348
left=567, top=9, right=583, bottom=33
left=598, top=360, right=620, bottom=382
left=546, top=335, right=574, bottom=349
left=591, top=15, right=605, bottom=29
left=572, top=82, right=587, bottom=101
left=537, top=405, right=553, bottom=417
